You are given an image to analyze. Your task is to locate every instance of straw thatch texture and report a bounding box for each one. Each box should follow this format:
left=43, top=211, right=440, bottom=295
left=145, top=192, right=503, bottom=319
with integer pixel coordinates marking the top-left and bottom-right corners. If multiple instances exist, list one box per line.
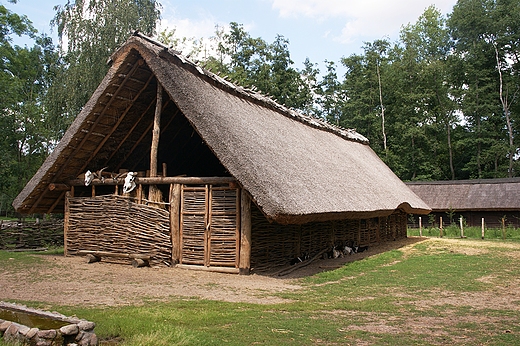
left=406, top=178, right=520, bottom=211
left=13, top=33, right=430, bottom=224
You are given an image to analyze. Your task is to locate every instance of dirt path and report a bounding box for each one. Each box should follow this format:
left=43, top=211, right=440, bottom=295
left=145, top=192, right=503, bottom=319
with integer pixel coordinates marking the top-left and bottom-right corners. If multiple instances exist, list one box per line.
left=0, top=238, right=423, bottom=307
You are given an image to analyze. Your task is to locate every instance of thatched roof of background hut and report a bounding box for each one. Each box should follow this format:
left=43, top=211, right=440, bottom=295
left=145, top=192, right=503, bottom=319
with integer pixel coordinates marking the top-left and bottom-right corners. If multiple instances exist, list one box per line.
left=13, top=33, right=430, bottom=223
left=406, top=178, right=520, bottom=212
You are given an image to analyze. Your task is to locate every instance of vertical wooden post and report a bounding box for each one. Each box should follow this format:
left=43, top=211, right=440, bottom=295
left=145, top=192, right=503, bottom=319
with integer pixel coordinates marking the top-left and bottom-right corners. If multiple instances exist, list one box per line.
left=149, top=82, right=163, bottom=201
left=502, top=217, right=506, bottom=240
left=169, top=183, right=181, bottom=265
left=162, top=163, right=167, bottom=177
left=91, top=184, right=96, bottom=197
left=239, top=189, right=252, bottom=275
left=460, top=216, right=464, bottom=238
left=204, top=185, right=212, bottom=267
left=481, top=218, right=485, bottom=239
left=439, top=217, right=443, bottom=238
left=419, top=217, right=422, bottom=237
left=137, top=184, right=143, bottom=204
left=64, top=191, right=70, bottom=256
left=150, top=83, right=162, bottom=178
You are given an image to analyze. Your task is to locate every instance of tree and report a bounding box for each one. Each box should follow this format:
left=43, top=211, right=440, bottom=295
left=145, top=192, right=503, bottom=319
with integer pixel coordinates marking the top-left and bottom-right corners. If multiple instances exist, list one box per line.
left=48, top=0, right=161, bottom=126
left=399, top=6, right=459, bottom=180
left=449, top=0, right=520, bottom=178
left=0, top=1, right=60, bottom=214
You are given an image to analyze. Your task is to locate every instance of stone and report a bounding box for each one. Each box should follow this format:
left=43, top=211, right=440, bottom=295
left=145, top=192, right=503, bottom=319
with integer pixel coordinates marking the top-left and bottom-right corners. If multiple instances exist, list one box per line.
left=0, top=320, right=12, bottom=332
left=37, top=329, right=57, bottom=339
left=26, top=327, right=39, bottom=339
left=18, top=324, right=30, bottom=336
left=78, top=320, right=96, bottom=331
left=79, top=332, right=98, bottom=346
left=60, top=323, right=79, bottom=335
left=4, top=323, right=20, bottom=342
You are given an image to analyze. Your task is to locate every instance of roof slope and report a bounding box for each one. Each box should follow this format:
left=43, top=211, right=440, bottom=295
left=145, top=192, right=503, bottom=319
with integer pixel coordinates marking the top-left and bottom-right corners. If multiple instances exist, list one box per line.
left=406, top=178, right=520, bottom=212
left=14, top=33, right=430, bottom=223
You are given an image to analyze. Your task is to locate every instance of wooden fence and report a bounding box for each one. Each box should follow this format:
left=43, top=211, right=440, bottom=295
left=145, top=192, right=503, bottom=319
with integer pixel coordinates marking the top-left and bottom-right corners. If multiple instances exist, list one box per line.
left=0, top=219, right=63, bottom=249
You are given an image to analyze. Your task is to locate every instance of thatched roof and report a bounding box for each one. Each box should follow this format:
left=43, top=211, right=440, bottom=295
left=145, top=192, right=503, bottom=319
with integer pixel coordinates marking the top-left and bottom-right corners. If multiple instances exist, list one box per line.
left=406, top=178, right=520, bottom=212
left=13, top=33, right=430, bottom=223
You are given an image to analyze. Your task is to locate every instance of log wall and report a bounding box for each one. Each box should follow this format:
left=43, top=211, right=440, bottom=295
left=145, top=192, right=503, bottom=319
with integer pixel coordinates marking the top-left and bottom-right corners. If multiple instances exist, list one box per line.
left=66, top=195, right=172, bottom=266
left=250, top=205, right=407, bottom=273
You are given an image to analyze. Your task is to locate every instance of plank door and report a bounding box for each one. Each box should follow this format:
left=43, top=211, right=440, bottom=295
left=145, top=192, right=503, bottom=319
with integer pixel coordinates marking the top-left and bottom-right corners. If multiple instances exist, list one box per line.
left=180, top=184, right=240, bottom=268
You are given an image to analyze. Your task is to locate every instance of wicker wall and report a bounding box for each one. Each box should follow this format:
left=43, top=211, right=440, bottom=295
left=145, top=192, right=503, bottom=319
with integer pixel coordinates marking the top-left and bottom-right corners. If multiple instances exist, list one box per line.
left=67, top=195, right=172, bottom=266
left=250, top=205, right=407, bottom=273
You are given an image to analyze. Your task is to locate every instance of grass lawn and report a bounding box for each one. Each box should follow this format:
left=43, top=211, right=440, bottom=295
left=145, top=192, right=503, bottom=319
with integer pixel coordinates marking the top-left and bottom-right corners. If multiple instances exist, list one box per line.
left=1, top=237, right=520, bottom=345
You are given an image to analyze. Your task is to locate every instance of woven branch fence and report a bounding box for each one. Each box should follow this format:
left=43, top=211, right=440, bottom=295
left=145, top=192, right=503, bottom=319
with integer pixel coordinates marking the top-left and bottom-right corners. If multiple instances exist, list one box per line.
left=0, top=219, right=63, bottom=249
left=250, top=205, right=407, bottom=273
left=67, top=195, right=172, bottom=267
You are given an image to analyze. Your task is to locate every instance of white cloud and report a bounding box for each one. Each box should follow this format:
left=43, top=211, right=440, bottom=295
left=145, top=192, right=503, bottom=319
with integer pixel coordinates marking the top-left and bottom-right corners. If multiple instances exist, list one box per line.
left=270, top=0, right=456, bottom=43
left=158, top=3, right=217, bottom=41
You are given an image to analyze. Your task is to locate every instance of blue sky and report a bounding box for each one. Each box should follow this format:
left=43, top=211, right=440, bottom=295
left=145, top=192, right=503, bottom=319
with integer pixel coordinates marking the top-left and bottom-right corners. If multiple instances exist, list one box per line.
left=6, top=0, right=458, bottom=74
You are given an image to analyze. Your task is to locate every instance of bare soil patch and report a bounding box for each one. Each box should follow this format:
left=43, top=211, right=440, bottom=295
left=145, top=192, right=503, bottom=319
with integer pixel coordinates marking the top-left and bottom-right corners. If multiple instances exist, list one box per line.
left=0, top=237, right=423, bottom=307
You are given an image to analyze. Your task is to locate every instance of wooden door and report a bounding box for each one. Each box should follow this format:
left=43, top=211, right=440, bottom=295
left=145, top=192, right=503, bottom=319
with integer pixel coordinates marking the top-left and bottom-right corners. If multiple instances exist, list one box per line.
left=180, top=184, right=240, bottom=268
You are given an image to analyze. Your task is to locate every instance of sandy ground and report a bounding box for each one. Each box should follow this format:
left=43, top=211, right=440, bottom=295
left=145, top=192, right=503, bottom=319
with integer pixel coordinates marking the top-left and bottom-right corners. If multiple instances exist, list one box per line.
left=0, top=238, right=423, bottom=307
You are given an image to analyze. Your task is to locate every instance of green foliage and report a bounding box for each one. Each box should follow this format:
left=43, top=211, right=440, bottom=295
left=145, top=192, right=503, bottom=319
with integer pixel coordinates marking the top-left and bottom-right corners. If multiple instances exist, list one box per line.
left=0, top=3, right=60, bottom=214
left=48, top=0, right=161, bottom=126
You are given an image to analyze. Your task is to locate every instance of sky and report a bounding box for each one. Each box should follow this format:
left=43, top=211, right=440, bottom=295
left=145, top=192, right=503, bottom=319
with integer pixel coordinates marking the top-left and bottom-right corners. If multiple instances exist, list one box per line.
left=6, top=0, right=458, bottom=73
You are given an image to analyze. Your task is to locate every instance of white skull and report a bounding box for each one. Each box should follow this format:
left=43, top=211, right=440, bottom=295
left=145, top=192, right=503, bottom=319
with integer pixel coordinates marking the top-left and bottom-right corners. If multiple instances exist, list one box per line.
left=84, top=170, right=94, bottom=186
left=123, top=172, right=137, bottom=194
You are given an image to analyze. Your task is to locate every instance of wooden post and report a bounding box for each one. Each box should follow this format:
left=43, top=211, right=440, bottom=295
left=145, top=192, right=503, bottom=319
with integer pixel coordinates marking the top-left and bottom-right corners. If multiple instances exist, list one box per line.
left=502, top=217, right=506, bottom=240
left=439, top=217, right=443, bottom=238
left=64, top=191, right=70, bottom=256
left=460, top=216, right=464, bottom=238
left=239, top=189, right=252, bottom=275
left=150, top=83, right=162, bottom=177
left=481, top=218, right=485, bottom=239
left=149, top=82, right=163, bottom=201
left=419, top=217, right=422, bottom=237
left=170, top=184, right=181, bottom=265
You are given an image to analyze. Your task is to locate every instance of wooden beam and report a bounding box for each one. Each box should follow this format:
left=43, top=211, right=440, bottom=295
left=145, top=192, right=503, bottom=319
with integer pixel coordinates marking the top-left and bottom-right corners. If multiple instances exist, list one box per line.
left=150, top=82, right=163, bottom=178
left=64, top=191, right=70, bottom=256
left=127, top=106, right=182, bottom=171
left=79, top=70, right=154, bottom=174
left=115, top=99, right=171, bottom=172
left=66, top=176, right=236, bottom=186
left=169, top=183, right=182, bottom=265
left=48, top=183, right=70, bottom=192
left=28, top=59, right=145, bottom=214
left=239, top=189, right=252, bottom=275
left=106, top=96, right=156, bottom=168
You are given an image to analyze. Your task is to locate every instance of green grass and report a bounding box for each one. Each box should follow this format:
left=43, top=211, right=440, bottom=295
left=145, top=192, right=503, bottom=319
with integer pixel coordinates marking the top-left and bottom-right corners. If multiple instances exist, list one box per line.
left=408, top=225, right=520, bottom=240
left=2, top=239, right=520, bottom=345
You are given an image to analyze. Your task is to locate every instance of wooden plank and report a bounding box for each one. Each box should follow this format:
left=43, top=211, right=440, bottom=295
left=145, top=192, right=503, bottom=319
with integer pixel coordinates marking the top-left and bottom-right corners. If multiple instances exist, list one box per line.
left=78, top=250, right=152, bottom=260
left=176, top=264, right=240, bottom=274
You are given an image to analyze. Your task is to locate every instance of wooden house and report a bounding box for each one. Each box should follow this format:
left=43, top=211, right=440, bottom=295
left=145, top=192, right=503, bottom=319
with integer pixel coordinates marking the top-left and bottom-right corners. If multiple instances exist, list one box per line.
left=406, top=178, right=520, bottom=228
left=13, top=33, right=430, bottom=274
